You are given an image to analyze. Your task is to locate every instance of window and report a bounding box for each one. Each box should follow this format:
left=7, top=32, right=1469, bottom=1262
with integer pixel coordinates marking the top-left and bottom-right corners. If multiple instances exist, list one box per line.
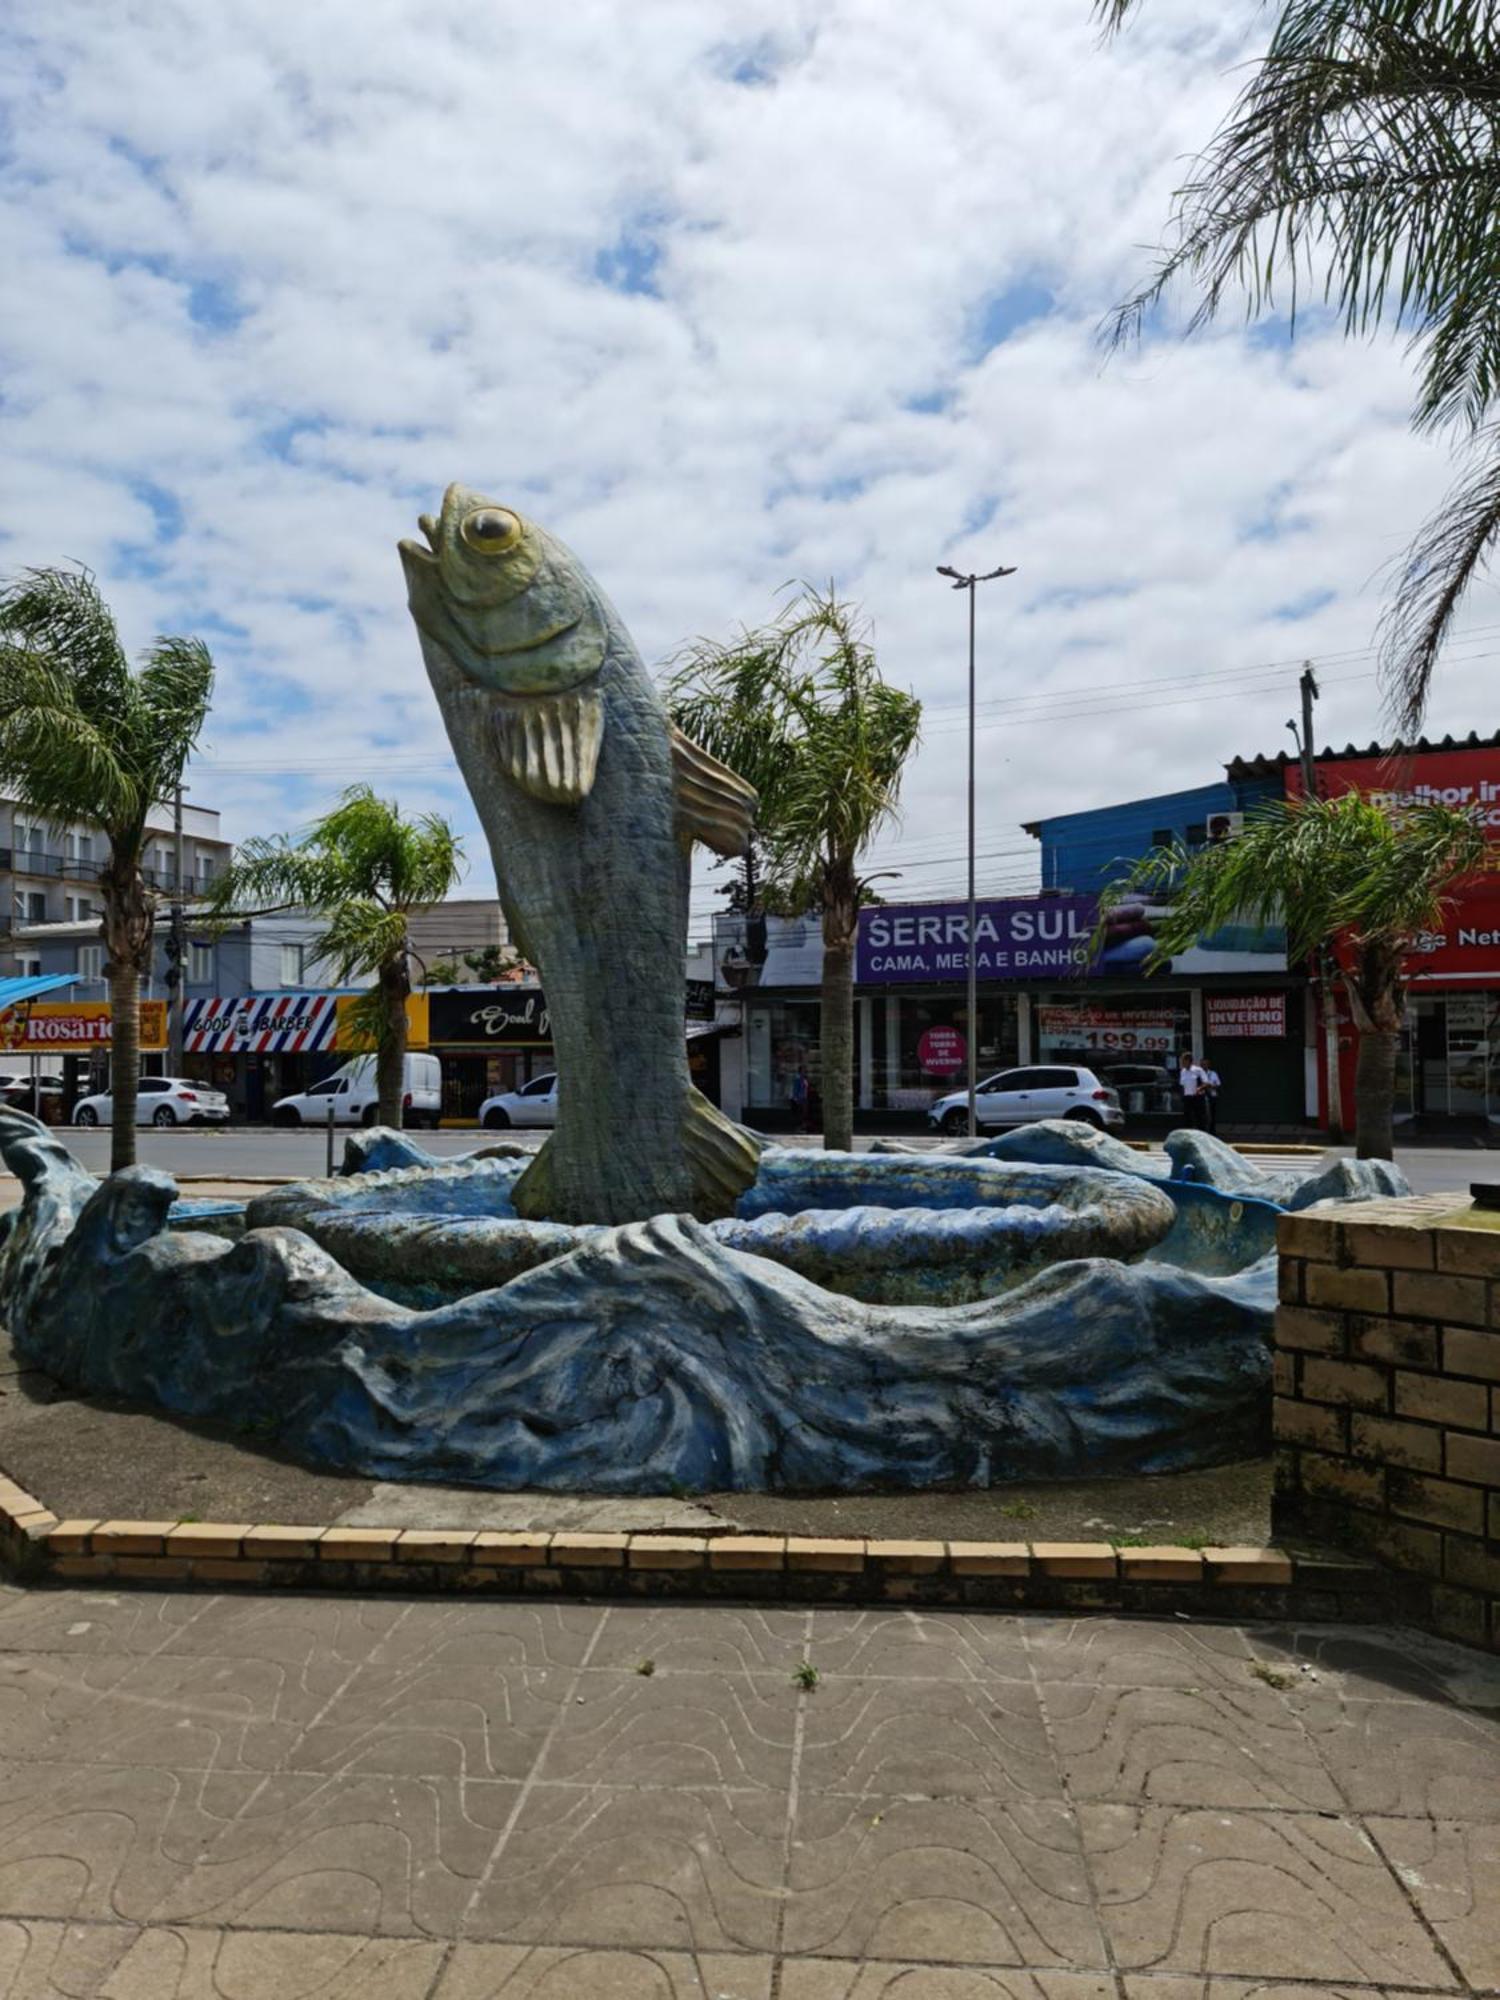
left=521, top=1074, right=557, bottom=1096
left=1185, top=822, right=1206, bottom=848
left=306, top=1077, right=346, bottom=1097
left=1151, top=828, right=1173, bottom=849
left=189, top=943, right=213, bottom=984
left=195, top=851, right=214, bottom=881
left=279, top=944, right=304, bottom=987
left=66, top=895, right=93, bottom=922
left=25, top=893, right=46, bottom=923
left=1034, top=1067, right=1085, bottom=1088
left=77, top=945, right=103, bottom=981
left=17, top=957, right=39, bottom=978
left=66, top=830, right=94, bottom=864
left=138, top=1078, right=168, bottom=1094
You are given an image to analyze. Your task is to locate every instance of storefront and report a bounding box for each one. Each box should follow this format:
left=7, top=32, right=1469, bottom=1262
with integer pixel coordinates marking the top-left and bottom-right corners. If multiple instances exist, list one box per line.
left=1292, top=742, right=1500, bottom=1129
left=428, top=987, right=554, bottom=1120
left=731, top=894, right=1307, bottom=1130
left=179, top=992, right=429, bottom=1119
left=0, top=999, right=168, bottom=1115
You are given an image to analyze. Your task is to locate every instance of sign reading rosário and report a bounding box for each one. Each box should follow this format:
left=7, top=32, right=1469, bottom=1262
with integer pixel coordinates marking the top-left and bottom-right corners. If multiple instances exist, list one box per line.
left=857, top=896, right=1097, bottom=982
left=0, top=1000, right=167, bottom=1051
left=1205, top=994, right=1287, bottom=1039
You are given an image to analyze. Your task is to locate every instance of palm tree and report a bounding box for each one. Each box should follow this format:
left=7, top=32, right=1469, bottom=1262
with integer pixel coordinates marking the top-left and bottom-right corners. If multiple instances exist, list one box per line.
left=0, top=566, right=214, bottom=1171
left=204, top=787, right=462, bottom=1128
left=1100, top=790, right=1487, bottom=1157
left=1098, top=0, right=1500, bottom=732
left=668, top=586, right=922, bottom=1151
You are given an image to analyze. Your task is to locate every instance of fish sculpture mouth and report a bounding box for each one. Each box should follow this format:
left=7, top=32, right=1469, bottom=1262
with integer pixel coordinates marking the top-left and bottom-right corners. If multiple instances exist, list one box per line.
left=400, top=523, right=585, bottom=660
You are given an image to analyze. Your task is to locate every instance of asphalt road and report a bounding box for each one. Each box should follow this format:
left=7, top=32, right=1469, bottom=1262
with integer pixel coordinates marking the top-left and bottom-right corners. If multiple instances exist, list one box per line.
left=21, top=1122, right=1497, bottom=1197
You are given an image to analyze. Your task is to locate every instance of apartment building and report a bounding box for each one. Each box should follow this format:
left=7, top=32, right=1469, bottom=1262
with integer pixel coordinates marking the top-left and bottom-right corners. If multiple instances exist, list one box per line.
left=4, top=797, right=232, bottom=985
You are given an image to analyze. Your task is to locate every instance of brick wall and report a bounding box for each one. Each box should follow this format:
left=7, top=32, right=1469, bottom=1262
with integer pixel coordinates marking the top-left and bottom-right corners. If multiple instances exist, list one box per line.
left=1274, top=1192, right=1500, bottom=1651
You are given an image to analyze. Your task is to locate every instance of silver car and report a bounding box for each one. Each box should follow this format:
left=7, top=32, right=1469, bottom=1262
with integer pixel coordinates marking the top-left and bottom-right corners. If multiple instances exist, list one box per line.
left=928, top=1064, right=1124, bottom=1136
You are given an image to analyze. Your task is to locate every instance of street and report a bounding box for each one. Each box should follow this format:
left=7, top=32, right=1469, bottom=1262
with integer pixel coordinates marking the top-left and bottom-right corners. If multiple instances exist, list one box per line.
left=27, top=1123, right=1498, bottom=1199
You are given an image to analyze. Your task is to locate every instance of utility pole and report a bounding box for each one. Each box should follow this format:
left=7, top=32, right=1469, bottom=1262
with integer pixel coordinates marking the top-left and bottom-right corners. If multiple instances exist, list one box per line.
left=166, top=783, right=187, bottom=1076
left=1295, top=663, right=1346, bottom=1142
left=937, top=559, right=1017, bottom=1137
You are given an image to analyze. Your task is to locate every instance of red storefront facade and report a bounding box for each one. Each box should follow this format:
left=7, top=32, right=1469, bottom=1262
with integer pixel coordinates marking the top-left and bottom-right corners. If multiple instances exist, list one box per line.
left=1281, top=738, right=1500, bottom=1129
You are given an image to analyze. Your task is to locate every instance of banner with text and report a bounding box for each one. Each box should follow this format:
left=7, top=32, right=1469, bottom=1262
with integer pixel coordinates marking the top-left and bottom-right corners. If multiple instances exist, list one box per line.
left=0, top=999, right=167, bottom=1053
left=857, top=896, right=1098, bottom=983
left=1205, top=994, right=1287, bottom=1039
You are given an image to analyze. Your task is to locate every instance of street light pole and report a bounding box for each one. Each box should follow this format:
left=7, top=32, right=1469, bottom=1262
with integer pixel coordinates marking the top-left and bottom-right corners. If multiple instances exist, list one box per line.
left=937, top=560, right=1017, bottom=1138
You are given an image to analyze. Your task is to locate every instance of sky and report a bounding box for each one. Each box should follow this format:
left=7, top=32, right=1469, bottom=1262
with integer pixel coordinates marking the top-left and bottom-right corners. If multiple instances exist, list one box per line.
left=2, top=0, right=1496, bottom=937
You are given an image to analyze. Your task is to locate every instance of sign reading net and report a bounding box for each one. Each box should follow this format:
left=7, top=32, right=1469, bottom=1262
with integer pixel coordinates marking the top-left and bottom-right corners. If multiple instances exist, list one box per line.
left=1205, top=994, right=1287, bottom=1039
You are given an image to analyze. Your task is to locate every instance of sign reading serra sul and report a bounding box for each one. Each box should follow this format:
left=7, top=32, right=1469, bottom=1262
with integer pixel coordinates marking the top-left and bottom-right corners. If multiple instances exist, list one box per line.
left=857, top=896, right=1098, bottom=983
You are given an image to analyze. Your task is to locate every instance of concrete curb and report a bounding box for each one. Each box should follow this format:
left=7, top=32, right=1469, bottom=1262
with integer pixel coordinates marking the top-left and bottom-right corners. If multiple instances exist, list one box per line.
left=0, top=1471, right=1409, bottom=1619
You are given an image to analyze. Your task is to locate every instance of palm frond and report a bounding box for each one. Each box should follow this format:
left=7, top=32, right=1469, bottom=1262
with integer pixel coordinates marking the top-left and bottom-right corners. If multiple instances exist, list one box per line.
left=1380, top=425, right=1500, bottom=735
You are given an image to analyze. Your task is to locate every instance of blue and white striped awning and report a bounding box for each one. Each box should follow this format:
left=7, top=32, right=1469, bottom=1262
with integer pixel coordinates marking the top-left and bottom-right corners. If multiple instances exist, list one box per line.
left=0, top=974, right=81, bottom=1013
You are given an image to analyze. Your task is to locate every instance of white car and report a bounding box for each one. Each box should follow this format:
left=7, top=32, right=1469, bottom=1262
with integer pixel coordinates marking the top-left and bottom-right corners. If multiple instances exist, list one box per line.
left=74, top=1075, right=231, bottom=1128
left=928, top=1064, right=1124, bottom=1136
left=479, top=1073, right=558, bottom=1129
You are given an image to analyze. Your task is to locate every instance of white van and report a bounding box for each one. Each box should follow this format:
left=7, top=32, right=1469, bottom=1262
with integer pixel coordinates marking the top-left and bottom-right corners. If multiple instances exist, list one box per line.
left=271, top=1053, right=443, bottom=1129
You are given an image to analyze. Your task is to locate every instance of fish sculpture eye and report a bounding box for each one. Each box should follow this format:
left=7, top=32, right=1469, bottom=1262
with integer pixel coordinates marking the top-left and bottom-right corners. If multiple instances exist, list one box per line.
left=461, top=507, right=522, bottom=552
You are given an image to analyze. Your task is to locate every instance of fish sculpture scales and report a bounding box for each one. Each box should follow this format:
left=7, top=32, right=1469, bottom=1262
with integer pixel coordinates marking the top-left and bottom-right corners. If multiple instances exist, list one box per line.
left=400, top=484, right=762, bottom=1226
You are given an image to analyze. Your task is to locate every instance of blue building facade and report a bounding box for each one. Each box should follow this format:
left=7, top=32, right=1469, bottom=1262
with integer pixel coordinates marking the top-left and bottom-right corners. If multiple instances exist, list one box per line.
left=1024, top=772, right=1285, bottom=893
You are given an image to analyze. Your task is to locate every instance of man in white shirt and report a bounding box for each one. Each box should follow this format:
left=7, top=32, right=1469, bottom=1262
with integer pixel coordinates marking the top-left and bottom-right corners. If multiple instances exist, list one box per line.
left=1202, top=1063, right=1222, bottom=1133
left=1179, top=1054, right=1210, bottom=1130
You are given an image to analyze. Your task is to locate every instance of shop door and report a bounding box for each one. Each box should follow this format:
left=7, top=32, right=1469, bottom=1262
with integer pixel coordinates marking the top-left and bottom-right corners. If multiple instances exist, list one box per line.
left=1406, top=995, right=1493, bottom=1119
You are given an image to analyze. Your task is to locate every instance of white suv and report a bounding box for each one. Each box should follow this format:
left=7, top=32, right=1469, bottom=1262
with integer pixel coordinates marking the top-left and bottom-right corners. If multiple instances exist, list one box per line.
left=73, top=1076, right=231, bottom=1128
left=927, top=1065, right=1124, bottom=1136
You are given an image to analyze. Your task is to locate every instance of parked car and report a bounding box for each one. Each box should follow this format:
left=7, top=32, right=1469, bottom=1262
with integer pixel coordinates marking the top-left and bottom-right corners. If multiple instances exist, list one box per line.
left=73, top=1075, right=231, bottom=1127
left=271, top=1052, right=443, bottom=1128
left=1097, top=1061, right=1180, bottom=1119
left=479, top=1073, right=558, bottom=1129
left=927, top=1064, right=1124, bottom=1135
left=0, top=1074, right=64, bottom=1115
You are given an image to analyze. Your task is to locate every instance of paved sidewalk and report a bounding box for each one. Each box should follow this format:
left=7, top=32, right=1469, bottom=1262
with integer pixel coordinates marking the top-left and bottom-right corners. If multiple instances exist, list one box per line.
left=0, top=1591, right=1495, bottom=1994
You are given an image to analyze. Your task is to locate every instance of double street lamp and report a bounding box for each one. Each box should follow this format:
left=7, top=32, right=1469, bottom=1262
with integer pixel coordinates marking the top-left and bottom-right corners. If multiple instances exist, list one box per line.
left=936, top=560, right=1016, bottom=1138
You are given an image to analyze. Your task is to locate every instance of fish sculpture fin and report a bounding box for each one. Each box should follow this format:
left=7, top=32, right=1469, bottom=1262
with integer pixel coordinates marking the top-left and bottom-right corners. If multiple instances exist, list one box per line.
left=511, top=1137, right=554, bottom=1221
left=683, top=1088, right=763, bottom=1220
left=492, top=691, right=605, bottom=805
left=670, top=725, right=757, bottom=858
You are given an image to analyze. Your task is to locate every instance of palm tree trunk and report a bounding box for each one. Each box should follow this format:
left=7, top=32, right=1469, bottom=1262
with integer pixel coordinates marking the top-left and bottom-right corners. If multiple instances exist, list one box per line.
left=376, top=956, right=410, bottom=1128
left=108, top=960, right=140, bottom=1172
left=820, top=887, right=857, bottom=1153
left=1348, top=947, right=1404, bottom=1161
left=1354, top=1026, right=1398, bottom=1161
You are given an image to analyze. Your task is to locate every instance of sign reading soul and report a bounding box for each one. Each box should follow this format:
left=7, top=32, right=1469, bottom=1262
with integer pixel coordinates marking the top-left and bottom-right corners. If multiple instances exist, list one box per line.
left=857, top=896, right=1098, bottom=983
left=429, top=988, right=552, bottom=1046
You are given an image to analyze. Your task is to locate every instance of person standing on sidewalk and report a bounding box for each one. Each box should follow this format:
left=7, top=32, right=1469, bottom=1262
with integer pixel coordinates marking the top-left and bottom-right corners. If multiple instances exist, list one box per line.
left=1178, top=1053, right=1210, bottom=1129
left=1202, top=1062, right=1222, bottom=1134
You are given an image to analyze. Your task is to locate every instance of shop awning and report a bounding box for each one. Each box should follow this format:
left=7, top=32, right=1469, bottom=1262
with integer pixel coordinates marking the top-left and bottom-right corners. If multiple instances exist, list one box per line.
left=687, top=1020, right=740, bottom=1040
left=0, top=973, right=81, bottom=1013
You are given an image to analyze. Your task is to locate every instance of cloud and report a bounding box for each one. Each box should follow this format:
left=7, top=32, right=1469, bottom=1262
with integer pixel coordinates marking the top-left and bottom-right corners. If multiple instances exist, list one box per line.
left=1, top=0, right=1494, bottom=930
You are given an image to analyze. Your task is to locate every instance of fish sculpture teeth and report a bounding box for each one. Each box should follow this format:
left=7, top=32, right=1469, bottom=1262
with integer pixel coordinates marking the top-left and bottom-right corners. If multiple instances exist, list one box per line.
left=491, top=691, right=603, bottom=806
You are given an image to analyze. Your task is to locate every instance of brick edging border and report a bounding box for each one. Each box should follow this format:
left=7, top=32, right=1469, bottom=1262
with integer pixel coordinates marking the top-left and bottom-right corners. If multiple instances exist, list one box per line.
left=0, top=1473, right=1408, bottom=1618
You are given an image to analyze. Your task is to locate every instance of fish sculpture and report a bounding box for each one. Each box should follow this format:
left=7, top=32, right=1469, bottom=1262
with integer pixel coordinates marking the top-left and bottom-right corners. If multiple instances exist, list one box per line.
left=400, top=483, right=761, bottom=1226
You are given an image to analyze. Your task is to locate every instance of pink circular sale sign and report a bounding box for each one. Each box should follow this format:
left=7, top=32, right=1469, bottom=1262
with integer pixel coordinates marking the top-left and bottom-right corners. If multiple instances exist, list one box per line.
left=917, top=1026, right=966, bottom=1075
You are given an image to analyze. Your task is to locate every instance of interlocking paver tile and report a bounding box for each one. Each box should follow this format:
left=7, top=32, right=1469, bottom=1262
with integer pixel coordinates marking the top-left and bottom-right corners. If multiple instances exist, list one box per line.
left=1299, top=1693, right=1500, bottom=1818
left=810, top=1610, right=1031, bottom=1682
left=280, top=1661, right=573, bottom=1781
left=535, top=1670, right=799, bottom=1790
left=779, top=1964, right=1113, bottom=1998
left=367, top=1602, right=604, bottom=1673
left=784, top=1793, right=1105, bottom=1968
left=1245, top=1622, right=1500, bottom=1711
left=1367, top=1815, right=1500, bottom=1989
left=1080, top=1804, right=1457, bottom=1985
left=0, top=1590, right=208, bottom=1657
left=435, top=1943, right=775, bottom=1997
left=798, top=1675, right=1059, bottom=1801
left=0, top=1763, right=266, bottom=1923
left=1040, top=1682, right=1342, bottom=1810
left=134, top=1594, right=418, bottom=1668
left=462, top=1784, right=787, bottom=1950
left=0, top=1919, right=449, bottom=1997
left=143, top=1770, right=518, bottom=1936
left=587, top=1605, right=810, bottom=1674
left=1024, top=1619, right=1256, bottom=1689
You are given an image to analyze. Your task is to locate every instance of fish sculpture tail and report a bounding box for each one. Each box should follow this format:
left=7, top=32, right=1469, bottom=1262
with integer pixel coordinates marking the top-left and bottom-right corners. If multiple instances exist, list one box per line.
left=514, top=1089, right=761, bottom=1226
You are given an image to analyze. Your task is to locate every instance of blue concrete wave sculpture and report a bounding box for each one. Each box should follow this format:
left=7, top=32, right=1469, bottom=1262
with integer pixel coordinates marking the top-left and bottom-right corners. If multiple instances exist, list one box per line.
left=0, top=1110, right=1408, bottom=1492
